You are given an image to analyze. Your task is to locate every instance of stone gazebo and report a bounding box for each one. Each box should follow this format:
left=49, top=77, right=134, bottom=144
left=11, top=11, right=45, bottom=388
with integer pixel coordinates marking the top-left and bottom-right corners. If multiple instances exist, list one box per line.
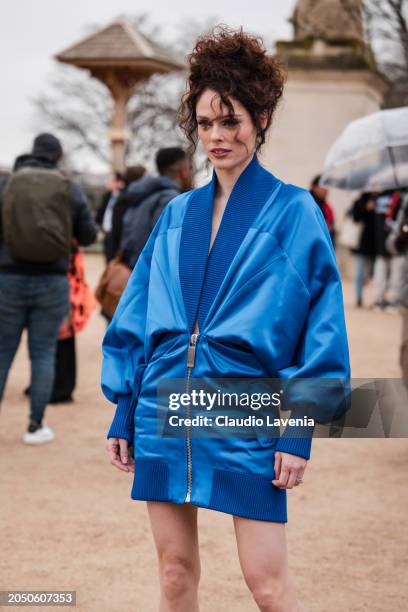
left=56, top=19, right=185, bottom=172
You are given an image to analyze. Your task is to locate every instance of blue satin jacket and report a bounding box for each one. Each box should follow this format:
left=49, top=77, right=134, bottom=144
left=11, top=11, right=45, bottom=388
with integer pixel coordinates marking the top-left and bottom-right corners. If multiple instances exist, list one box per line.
left=101, top=155, right=350, bottom=522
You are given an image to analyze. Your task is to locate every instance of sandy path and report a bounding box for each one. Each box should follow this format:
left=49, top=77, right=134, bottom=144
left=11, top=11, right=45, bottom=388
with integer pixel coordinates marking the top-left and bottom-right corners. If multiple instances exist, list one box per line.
left=0, top=254, right=407, bottom=612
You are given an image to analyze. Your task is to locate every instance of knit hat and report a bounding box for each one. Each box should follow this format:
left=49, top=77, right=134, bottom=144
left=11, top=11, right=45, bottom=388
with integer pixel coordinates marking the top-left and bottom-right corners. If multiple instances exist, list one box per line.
left=32, top=133, right=63, bottom=163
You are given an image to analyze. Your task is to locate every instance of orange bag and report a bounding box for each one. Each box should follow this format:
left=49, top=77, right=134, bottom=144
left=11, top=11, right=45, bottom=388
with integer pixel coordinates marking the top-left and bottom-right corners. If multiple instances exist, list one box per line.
left=59, top=247, right=96, bottom=340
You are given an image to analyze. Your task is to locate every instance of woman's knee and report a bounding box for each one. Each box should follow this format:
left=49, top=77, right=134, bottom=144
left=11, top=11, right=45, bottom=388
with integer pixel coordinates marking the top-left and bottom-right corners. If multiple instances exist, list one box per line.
left=246, top=573, right=288, bottom=612
left=159, top=552, right=199, bottom=601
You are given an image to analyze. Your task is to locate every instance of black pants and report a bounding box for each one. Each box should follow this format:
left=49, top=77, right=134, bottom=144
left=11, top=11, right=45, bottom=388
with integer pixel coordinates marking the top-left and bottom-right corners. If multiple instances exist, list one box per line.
left=50, top=336, right=76, bottom=402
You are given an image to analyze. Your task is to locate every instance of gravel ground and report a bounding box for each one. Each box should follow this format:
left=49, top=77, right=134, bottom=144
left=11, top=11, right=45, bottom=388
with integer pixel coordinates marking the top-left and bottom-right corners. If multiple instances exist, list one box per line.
left=0, top=253, right=407, bottom=612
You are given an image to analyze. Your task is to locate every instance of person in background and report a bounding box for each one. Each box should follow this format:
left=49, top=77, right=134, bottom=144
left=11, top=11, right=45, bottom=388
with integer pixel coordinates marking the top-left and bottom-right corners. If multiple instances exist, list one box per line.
left=95, top=166, right=147, bottom=325
left=25, top=240, right=96, bottom=403
left=310, top=175, right=336, bottom=247
left=0, top=133, right=97, bottom=444
left=351, top=193, right=376, bottom=308
left=372, top=190, right=403, bottom=311
left=24, top=240, right=96, bottom=404
left=95, top=172, right=125, bottom=263
left=49, top=240, right=96, bottom=403
left=109, top=165, right=146, bottom=259
left=386, top=190, right=408, bottom=381
left=119, top=147, right=193, bottom=269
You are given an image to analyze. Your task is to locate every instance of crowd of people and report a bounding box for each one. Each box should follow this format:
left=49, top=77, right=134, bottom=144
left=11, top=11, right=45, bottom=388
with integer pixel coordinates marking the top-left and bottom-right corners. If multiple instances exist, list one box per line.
left=0, top=130, right=407, bottom=447
left=350, top=188, right=408, bottom=380
left=0, top=133, right=193, bottom=444
left=0, top=133, right=96, bottom=444
left=309, top=177, right=408, bottom=379
left=349, top=190, right=407, bottom=312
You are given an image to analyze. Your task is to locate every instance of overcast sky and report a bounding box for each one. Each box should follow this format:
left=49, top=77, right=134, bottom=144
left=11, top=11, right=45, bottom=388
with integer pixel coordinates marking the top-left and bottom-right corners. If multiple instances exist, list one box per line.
left=0, top=0, right=297, bottom=170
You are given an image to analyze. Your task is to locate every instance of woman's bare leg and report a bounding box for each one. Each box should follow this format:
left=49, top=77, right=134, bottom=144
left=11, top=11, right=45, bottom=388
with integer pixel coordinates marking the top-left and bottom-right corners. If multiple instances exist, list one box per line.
left=147, top=502, right=200, bottom=612
left=233, top=516, right=303, bottom=612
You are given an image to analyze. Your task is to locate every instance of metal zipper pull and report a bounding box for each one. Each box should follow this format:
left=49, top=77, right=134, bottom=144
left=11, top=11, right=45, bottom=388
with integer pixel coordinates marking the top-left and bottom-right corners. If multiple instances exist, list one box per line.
left=187, top=333, right=199, bottom=369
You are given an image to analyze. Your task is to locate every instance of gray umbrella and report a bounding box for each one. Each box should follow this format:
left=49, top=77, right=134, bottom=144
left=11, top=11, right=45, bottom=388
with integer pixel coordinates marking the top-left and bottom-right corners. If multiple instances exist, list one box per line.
left=320, top=107, right=408, bottom=191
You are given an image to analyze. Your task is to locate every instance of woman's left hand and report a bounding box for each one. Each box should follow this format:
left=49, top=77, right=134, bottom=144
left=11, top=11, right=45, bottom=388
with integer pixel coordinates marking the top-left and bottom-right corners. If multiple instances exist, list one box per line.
left=272, top=451, right=307, bottom=489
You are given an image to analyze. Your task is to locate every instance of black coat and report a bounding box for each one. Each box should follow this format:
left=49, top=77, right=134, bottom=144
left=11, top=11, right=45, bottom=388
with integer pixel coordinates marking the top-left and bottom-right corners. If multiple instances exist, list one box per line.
left=95, top=190, right=112, bottom=227
left=95, top=190, right=120, bottom=262
left=118, top=175, right=180, bottom=268
left=351, top=193, right=376, bottom=258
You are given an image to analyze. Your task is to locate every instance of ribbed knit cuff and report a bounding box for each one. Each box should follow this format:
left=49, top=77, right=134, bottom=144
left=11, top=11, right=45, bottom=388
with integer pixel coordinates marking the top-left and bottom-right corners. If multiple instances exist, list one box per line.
left=107, top=394, right=135, bottom=446
left=275, top=433, right=313, bottom=460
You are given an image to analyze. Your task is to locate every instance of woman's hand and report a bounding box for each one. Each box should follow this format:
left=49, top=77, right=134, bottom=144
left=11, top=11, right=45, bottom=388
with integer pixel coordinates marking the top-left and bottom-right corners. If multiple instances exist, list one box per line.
left=272, top=451, right=307, bottom=489
left=107, top=438, right=135, bottom=473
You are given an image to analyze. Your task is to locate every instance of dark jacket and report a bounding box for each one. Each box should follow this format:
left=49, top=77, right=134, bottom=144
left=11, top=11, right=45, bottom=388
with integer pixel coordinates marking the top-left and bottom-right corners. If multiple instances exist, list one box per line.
left=351, top=193, right=376, bottom=258
left=387, top=192, right=408, bottom=307
left=118, top=175, right=180, bottom=268
left=0, top=155, right=97, bottom=275
left=373, top=190, right=401, bottom=257
left=96, top=190, right=120, bottom=262
left=95, top=190, right=112, bottom=227
left=109, top=188, right=131, bottom=260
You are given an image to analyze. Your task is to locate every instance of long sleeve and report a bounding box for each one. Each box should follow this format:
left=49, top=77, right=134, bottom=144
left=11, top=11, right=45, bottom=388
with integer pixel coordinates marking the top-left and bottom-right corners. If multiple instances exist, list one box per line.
left=95, top=191, right=111, bottom=227
left=101, top=217, right=163, bottom=444
left=352, top=195, right=370, bottom=223
left=71, top=182, right=97, bottom=247
left=275, top=192, right=351, bottom=460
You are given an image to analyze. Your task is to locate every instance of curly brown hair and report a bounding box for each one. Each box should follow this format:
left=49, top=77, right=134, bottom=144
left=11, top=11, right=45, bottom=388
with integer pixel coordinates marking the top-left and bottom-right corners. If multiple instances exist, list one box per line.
left=178, top=25, right=286, bottom=154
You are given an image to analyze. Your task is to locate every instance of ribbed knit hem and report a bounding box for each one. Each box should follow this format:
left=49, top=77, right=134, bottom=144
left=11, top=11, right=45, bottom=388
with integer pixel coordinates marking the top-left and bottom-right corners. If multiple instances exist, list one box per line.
left=208, top=467, right=287, bottom=522
left=106, top=394, right=134, bottom=445
left=275, top=429, right=313, bottom=460
left=130, top=459, right=287, bottom=522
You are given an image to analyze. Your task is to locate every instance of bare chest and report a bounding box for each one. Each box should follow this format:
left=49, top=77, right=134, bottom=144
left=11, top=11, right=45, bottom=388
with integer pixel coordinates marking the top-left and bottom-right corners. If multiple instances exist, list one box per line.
left=209, top=195, right=228, bottom=251
left=193, top=195, right=228, bottom=334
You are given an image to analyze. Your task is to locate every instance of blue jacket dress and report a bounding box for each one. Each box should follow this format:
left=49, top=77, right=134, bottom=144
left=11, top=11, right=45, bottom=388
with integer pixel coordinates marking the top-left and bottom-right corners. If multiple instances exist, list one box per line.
left=101, top=155, right=350, bottom=522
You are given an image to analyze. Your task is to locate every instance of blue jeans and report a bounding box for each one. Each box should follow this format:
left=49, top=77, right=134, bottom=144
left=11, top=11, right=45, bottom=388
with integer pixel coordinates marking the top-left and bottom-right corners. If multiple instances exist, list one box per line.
left=354, top=254, right=374, bottom=303
left=0, top=273, right=70, bottom=425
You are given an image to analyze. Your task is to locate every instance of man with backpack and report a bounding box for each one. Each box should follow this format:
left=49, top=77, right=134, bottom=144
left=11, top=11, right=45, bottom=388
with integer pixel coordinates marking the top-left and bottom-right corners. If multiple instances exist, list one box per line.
left=118, top=147, right=193, bottom=268
left=0, top=133, right=97, bottom=444
left=95, top=148, right=192, bottom=321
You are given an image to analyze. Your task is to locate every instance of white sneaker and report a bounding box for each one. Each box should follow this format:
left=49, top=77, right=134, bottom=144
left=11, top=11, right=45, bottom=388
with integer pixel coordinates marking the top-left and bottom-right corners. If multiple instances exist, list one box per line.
left=23, top=423, right=54, bottom=445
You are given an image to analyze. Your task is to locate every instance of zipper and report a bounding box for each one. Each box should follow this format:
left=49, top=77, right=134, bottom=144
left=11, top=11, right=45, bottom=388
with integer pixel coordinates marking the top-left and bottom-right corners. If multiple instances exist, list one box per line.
left=184, top=331, right=199, bottom=503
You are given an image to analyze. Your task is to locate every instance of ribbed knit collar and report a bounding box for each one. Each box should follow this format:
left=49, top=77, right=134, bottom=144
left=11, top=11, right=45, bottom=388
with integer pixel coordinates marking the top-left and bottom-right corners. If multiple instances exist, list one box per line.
left=179, top=154, right=279, bottom=333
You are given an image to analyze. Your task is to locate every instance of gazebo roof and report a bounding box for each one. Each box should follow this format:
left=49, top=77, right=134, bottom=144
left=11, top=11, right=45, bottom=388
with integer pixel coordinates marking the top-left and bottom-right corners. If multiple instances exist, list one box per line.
left=55, top=19, right=185, bottom=73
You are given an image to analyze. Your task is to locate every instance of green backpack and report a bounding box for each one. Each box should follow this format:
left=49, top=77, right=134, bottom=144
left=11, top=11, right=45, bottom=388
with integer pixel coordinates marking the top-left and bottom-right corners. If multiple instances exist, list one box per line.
left=2, top=167, right=72, bottom=263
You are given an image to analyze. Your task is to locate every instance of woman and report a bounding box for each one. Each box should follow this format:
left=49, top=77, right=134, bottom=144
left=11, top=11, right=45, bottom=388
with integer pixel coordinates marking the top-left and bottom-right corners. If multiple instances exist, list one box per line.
left=50, top=241, right=96, bottom=402
left=351, top=193, right=376, bottom=308
left=310, top=175, right=336, bottom=247
left=101, top=27, right=350, bottom=611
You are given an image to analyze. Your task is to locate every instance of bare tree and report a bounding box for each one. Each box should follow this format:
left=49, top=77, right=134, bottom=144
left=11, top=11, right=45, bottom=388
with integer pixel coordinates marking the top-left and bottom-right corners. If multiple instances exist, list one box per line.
left=32, top=15, right=217, bottom=172
left=334, top=0, right=408, bottom=107
left=33, top=66, right=112, bottom=167
left=361, top=0, right=408, bottom=107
